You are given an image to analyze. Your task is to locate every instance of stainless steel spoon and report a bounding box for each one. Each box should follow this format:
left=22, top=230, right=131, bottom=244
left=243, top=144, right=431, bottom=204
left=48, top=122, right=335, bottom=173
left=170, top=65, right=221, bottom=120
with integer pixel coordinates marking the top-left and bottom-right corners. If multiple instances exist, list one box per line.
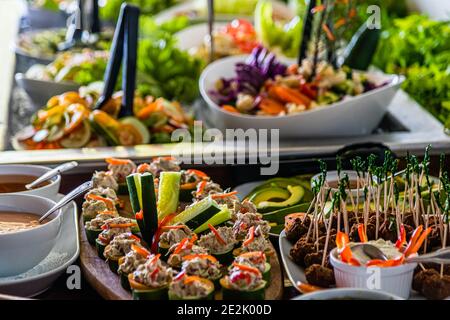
left=351, top=243, right=388, bottom=263
left=39, top=180, right=93, bottom=223
left=26, top=161, right=78, bottom=190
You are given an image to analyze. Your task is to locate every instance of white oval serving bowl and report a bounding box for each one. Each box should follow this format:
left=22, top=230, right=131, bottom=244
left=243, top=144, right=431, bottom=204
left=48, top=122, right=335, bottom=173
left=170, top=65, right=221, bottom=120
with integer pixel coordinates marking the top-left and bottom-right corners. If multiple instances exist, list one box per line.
left=199, top=55, right=405, bottom=138
left=0, top=164, right=61, bottom=201
left=329, top=247, right=416, bottom=299
left=293, top=287, right=403, bottom=300
left=0, top=194, right=62, bottom=277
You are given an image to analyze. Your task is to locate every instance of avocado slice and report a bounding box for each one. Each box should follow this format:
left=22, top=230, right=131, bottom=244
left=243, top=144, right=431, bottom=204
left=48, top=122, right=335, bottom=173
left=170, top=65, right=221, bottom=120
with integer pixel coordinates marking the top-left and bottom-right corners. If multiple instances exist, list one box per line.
left=249, top=187, right=291, bottom=206
left=256, top=185, right=305, bottom=213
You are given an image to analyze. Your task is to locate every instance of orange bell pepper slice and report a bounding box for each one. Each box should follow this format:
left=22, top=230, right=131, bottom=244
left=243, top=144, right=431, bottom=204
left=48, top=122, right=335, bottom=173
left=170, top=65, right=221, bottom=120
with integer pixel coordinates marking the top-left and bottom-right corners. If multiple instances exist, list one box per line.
left=232, top=263, right=261, bottom=275
left=366, top=255, right=405, bottom=268
left=395, top=224, right=406, bottom=249
left=296, top=281, right=323, bottom=293
left=259, top=97, right=285, bottom=115
left=208, top=224, right=226, bottom=245
left=403, top=225, right=423, bottom=257
left=210, top=191, right=238, bottom=199
left=105, top=157, right=131, bottom=165
left=269, top=85, right=311, bottom=106
left=336, top=231, right=350, bottom=250
left=180, top=182, right=198, bottom=190
left=135, top=209, right=144, bottom=220
left=243, top=226, right=255, bottom=247
left=405, top=227, right=432, bottom=257
left=131, top=243, right=150, bottom=258
left=86, top=194, right=115, bottom=211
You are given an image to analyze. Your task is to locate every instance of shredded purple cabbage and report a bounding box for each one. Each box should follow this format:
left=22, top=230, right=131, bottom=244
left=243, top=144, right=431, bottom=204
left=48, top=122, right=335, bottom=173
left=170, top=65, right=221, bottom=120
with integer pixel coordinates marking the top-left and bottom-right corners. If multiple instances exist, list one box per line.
left=209, top=46, right=287, bottom=105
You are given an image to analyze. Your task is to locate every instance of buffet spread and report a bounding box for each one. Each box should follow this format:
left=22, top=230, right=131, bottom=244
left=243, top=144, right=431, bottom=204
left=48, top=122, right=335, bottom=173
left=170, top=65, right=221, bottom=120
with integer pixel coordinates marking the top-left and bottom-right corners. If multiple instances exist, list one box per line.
left=0, top=0, right=449, bottom=301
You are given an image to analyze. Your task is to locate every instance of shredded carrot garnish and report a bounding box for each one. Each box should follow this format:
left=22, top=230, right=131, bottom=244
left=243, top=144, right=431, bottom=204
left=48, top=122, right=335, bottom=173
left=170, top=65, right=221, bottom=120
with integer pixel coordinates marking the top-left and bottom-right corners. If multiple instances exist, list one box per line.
left=208, top=224, right=226, bottom=245
left=105, top=157, right=131, bottom=165
left=322, top=23, right=335, bottom=41
left=211, top=191, right=238, bottom=199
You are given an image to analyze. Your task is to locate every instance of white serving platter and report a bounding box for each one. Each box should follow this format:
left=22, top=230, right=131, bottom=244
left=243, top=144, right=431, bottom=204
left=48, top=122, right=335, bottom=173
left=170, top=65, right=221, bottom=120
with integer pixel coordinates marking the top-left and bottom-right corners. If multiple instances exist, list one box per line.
left=0, top=195, right=79, bottom=297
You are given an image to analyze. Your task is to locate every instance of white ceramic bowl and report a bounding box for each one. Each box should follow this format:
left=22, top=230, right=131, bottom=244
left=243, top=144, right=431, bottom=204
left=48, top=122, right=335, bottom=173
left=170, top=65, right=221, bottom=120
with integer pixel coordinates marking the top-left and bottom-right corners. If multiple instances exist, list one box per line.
left=330, top=248, right=416, bottom=299
left=199, top=55, right=405, bottom=138
left=0, top=165, right=61, bottom=201
left=0, top=194, right=62, bottom=277
left=15, top=73, right=80, bottom=108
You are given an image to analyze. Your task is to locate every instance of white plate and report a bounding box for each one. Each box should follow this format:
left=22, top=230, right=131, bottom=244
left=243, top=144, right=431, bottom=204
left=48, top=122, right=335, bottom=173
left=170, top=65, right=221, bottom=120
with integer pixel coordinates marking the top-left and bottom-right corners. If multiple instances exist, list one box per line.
left=0, top=194, right=79, bottom=297
left=175, top=22, right=228, bottom=52
left=279, top=230, right=425, bottom=299
left=199, top=55, right=405, bottom=138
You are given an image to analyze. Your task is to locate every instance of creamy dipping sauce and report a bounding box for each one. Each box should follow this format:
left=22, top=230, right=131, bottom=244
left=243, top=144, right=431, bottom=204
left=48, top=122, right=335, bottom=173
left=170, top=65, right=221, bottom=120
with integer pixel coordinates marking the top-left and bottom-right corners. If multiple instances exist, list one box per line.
left=0, top=211, right=50, bottom=234
left=0, top=175, right=50, bottom=193
left=349, top=239, right=402, bottom=264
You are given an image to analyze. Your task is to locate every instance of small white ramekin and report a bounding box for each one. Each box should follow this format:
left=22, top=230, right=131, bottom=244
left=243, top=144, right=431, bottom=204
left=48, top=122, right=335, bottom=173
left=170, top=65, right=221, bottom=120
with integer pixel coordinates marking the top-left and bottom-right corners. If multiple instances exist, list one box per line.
left=329, top=248, right=416, bottom=299
left=0, top=165, right=61, bottom=201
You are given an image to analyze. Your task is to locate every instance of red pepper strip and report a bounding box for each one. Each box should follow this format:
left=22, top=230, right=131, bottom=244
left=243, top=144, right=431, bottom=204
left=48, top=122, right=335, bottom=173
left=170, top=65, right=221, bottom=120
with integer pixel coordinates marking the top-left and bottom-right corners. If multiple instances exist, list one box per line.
left=296, top=281, right=323, bottom=293
left=340, top=245, right=360, bottom=266
left=105, top=157, right=131, bottom=165
left=366, top=255, right=405, bottom=268
left=136, top=163, right=150, bottom=173
left=108, top=223, right=137, bottom=229
left=174, top=271, right=186, bottom=281
left=357, top=224, right=368, bottom=243
left=174, top=238, right=189, bottom=254
left=135, top=209, right=144, bottom=220
left=196, top=180, right=207, bottom=197
left=232, top=263, right=261, bottom=276
left=188, top=233, right=198, bottom=246
left=243, top=226, right=255, bottom=247
left=403, top=225, right=423, bottom=257
left=180, top=182, right=198, bottom=190
left=151, top=213, right=177, bottom=254
left=208, top=224, right=226, bottom=245
left=186, top=169, right=208, bottom=179
left=395, top=224, right=406, bottom=249
left=336, top=231, right=350, bottom=250
left=131, top=243, right=150, bottom=258
left=161, top=225, right=186, bottom=230
left=150, top=268, right=159, bottom=281
left=86, top=194, right=115, bottom=211
left=405, top=227, right=432, bottom=257
left=98, top=233, right=109, bottom=244
left=211, top=191, right=238, bottom=199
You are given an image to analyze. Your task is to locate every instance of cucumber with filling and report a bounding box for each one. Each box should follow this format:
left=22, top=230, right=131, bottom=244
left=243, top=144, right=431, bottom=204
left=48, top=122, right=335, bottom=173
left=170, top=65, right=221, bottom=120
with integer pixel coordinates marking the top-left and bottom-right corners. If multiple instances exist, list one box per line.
left=172, top=197, right=221, bottom=230
left=211, top=247, right=235, bottom=264
left=128, top=274, right=168, bottom=300
left=193, top=206, right=232, bottom=233
left=118, top=271, right=131, bottom=291
left=168, top=278, right=215, bottom=300
left=107, top=256, right=120, bottom=274
left=263, top=262, right=271, bottom=283
left=95, top=238, right=108, bottom=260
left=249, top=187, right=291, bottom=206
left=119, top=117, right=150, bottom=144
left=257, top=185, right=305, bottom=213
left=158, top=171, right=181, bottom=220
left=220, top=277, right=266, bottom=300
left=85, top=228, right=102, bottom=245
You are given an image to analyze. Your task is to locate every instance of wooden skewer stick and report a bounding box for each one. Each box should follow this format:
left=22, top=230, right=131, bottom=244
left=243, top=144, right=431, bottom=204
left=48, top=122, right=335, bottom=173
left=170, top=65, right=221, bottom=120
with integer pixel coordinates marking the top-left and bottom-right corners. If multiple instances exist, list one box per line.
left=441, top=224, right=448, bottom=278
left=321, top=212, right=334, bottom=267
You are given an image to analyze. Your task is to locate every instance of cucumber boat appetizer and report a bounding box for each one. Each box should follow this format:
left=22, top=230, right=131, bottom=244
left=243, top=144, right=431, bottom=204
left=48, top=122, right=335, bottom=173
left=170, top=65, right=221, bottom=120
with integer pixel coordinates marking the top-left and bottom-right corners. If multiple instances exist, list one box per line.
left=103, top=233, right=142, bottom=273
left=158, top=224, right=193, bottom=257
left=180, top=254, right=223, bottom=289
left=117, top=244, right=148, bottom=291
left=168, top=273, right=215, bottom=300
left=167, top=234, right=208, bottom=269
left=198, top=225, right=237, bottom=264
left=221, top=263, right=266, bottom=300
left=84, top=211, right=118, bottom=245
left=128, top=254, right=172, bottom=300
left=233, top=251, right=271, bottom=283
left=95, top=217, right=138, bottom=260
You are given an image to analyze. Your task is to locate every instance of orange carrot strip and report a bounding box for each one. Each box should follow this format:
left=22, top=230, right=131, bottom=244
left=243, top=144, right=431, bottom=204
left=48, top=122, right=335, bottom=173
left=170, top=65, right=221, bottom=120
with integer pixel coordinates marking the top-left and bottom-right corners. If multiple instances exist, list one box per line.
left=210, top=191, right=238, bottom=199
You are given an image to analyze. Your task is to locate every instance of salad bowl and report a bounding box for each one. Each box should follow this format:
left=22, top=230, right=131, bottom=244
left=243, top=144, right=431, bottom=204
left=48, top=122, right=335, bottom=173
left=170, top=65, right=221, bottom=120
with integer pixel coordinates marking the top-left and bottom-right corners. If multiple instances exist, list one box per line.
left=199, top=55, right=405, bottom=138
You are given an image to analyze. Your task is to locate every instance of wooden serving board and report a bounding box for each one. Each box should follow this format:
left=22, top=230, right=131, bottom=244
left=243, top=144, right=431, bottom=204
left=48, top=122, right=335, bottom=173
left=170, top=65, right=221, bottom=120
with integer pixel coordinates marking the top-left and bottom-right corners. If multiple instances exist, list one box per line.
left=79, top=216, right=284, bottom=300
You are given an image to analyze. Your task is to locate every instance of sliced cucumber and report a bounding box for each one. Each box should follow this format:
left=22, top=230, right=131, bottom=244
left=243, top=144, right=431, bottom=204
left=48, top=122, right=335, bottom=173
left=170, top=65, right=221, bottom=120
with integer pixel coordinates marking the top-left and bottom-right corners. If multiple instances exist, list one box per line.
left=141, top=172, right=158, bottom=244
left=60, top=120, right=92, bottom=148
left=127, top=173, right=141, bottom=214
left=172, top=197, right=221, bottom=230
left=157, top=172, right=181, bottom=220
left=89, top=112, right=119, bottom=146
left=193, top=206, right=232, bottom=234
left=220, top=278, right=266, bottom=300
left=119, top=117, right=150, bottom=144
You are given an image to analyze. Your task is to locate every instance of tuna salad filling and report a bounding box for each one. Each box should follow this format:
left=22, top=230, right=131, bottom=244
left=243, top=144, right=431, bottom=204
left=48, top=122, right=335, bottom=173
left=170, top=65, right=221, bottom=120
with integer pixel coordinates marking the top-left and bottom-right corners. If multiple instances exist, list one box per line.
left=82, top=200, right=112, bottom=221
left=168, top=240, right=208, bottom=268
left=85, top=187, right=119, bottom=204
left=227, top=265, right=265, bottom=291
left=241, top=225, right=270, bottom=253
left=97, top=217, right=137, bottom=244
left=85, top=212, right=118, bottom=230
left=181, top=255, right=222, bottom=280
left=118, top=249, right=147, bottom=274
left=148, top=157, right=181, bottom=178
left=233, top=252, right=267, bottom=274
left=92, top=171, right=118, bottom=191
left=107, top=159, right=136, bottom=184
left=159, top=224, right=193, bottom=248
left=131, top=255, right=173, bottom=288
left=232, top=211, right=271, bottom=240
left=198, top=226, right=236, bottom=254
left=104, top=233, right=140, bottom=260
left=170, top=274, right=213, bottom=298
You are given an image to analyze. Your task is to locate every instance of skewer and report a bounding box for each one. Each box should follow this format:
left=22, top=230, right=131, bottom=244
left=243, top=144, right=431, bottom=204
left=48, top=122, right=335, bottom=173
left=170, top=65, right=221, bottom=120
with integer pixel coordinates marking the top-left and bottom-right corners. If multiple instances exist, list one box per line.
left=321, top=211, right=334, bottom=267
left=440, top=224, right=448, bottom=278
